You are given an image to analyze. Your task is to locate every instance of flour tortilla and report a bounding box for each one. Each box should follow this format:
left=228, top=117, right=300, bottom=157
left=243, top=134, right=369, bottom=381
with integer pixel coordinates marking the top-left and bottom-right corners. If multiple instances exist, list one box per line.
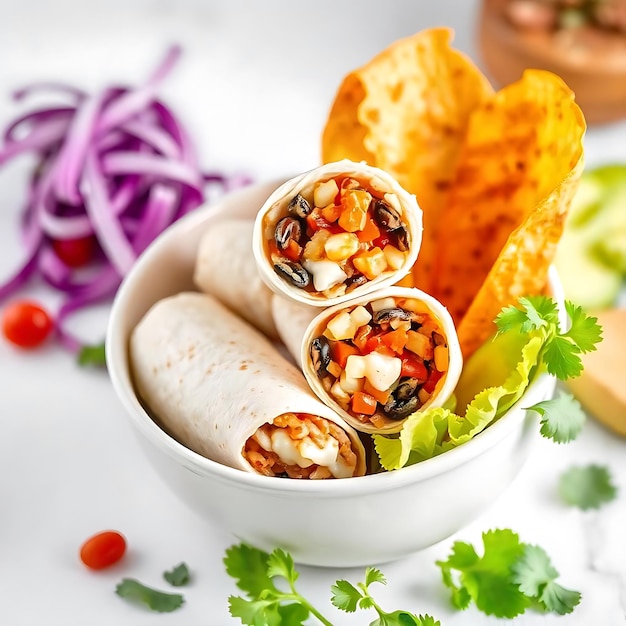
left=271, top=295, right=318, bottom=368
left=130, top=291, right=366, bottom=476
left=252, top=159, right=423, bottom=307
left=193, top=219, right=278, bottom=340
left=300, top=286, right=463, bottom=435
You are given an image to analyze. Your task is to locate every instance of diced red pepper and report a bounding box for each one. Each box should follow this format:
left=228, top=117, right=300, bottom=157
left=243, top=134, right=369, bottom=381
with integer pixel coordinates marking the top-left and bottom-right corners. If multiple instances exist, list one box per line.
left=373, top=233, right=391, bottom=249
left=306, top=208, right=343, bottom=235
left=422, top=368, right=444, bottom=393
left=363, top=333, right=396, bottom=357
left=400, top=351, right=428, bottom=381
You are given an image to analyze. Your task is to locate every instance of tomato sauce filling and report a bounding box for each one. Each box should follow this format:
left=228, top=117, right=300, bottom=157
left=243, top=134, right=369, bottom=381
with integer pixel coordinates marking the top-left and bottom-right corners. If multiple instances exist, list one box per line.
left=263, top=174, right=410, bottom=299
left=243, top=412, right=359, bottom=479
left=309, top=296, right=450, bottom=429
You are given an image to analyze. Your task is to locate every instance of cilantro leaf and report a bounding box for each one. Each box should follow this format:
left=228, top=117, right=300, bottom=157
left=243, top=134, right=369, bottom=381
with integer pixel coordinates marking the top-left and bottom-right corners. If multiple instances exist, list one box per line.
left=163, top=562, right=190, bottom=587
left=330, top=565, right=439, bottom=624
left=77, top=342, right=107, bottom=367
left=115, top=578, right=184, bottom=613
left=512, top=544, right=581, bottom=615
left=330, top=579, right=361, bottom=613
left=541, top=581, right=582, bottom=615
left=564, top=301, right=603, bottom=353
left=559, top=464, right=618, bottom=510
left=495, top=303, right=532, bottom=334
left=543, top=335, right=583, bottom=379
left=438, top=530, right=582, bottom=618
left=228, top=596, right=307, bottom=626
left=527, top=392, right=586, bottom=443
left=436, top=529, right=531, bottom=618
left=224, top=544, right=279, bottom=598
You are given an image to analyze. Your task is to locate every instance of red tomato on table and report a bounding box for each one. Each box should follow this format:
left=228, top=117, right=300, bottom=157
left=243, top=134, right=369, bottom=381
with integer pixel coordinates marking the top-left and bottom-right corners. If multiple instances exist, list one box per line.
left=80, top=530, right=127, bottom=570
left=1, top=301, right=54, bottom=348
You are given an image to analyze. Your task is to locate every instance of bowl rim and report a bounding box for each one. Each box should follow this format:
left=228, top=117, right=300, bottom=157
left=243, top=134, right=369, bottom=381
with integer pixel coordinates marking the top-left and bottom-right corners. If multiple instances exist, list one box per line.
left=106, top=181, right=561, bottom=497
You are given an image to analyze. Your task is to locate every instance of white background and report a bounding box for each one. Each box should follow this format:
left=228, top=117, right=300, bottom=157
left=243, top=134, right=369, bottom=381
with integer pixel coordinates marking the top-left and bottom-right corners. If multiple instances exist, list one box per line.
left=0, top=1, right=625, bottom=624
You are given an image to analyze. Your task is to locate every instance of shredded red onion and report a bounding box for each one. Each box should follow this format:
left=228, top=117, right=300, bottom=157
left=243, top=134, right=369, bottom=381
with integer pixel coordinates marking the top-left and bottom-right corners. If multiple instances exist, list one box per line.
left=0, top=46, right=251, bottom=355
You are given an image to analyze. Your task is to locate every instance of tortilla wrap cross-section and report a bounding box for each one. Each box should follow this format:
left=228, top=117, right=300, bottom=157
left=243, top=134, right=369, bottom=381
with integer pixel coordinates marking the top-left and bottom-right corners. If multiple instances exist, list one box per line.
left=130, top=291, right=367, bottom=479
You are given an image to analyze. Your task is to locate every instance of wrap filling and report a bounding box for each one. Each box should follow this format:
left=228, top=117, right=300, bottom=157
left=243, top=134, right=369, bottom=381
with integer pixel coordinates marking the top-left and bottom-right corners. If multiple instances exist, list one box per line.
left=243, top=412, right=359, bottom=479
left=310, top=296, right=450, bottom=428
left=263, top=174, right=410, bottom=299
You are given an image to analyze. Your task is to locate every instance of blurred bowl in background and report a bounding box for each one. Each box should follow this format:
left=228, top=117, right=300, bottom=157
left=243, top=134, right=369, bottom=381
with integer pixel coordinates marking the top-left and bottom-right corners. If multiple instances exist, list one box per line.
left=478, top=0, right=626, bottom=125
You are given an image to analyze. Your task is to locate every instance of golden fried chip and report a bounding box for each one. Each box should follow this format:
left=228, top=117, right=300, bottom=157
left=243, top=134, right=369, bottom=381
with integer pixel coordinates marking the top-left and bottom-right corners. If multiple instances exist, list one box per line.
left=321, top=28, right=494, bottom=291
left=432, top=70, right=585, bottom=355
left=321, top=28, right=585, bottom=358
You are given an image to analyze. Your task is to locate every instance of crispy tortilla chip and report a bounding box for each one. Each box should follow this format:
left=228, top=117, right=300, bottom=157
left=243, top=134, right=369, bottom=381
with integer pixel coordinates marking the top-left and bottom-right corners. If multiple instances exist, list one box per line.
left=321, top=28, right=585, bottom=359
left=432, top=70, right=585, bottom=355
left=321, top=28, right=494, bottom=291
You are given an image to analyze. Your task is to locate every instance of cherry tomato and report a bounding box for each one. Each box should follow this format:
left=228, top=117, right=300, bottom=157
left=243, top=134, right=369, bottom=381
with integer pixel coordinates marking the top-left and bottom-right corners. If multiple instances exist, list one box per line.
left=52, top=235, right=95, bottom=268
left=1, top=300, right=54, bottom=348
left=79, top=530, right=127, bottom=570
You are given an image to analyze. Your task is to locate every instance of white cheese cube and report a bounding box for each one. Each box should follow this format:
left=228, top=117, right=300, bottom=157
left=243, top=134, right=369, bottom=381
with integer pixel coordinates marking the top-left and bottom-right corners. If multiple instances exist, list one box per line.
left=303, top=259, right=348, bottom=292
left=363, top=352, right=402, bottom=391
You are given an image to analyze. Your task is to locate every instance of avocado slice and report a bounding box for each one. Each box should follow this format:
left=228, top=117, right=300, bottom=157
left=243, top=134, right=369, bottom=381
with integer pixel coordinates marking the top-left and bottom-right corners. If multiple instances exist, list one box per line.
left=555, top=164, right=626, bottom=309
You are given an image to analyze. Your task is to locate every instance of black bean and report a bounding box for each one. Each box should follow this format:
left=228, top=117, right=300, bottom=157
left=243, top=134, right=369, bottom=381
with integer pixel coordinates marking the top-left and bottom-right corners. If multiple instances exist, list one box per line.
left=372, top=198, right=403, bottom=231
left=310, top=336, right=331, bottom=377
left=372, top=307, right=416, bottom=325
left=274, top=216, right=303, bottom=250
left=273, top=260, right=310, bottom=289
left=345, top=274, right=368, bottom=293
left=382, top=377, right=421, bottom=419
left=287, top=193, right=312, bottom=218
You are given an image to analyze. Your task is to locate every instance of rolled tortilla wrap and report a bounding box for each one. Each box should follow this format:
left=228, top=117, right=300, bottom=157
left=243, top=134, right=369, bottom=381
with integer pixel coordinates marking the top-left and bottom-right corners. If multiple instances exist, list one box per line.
left=252, top=159, right=423, bottom=307
left=300, top=287, right=462, bottom=435
left=130, top=291, right=366, bottom=478
left=271, top=294, right=318, bottom=368
left=193, top=219, right=278, bottom=340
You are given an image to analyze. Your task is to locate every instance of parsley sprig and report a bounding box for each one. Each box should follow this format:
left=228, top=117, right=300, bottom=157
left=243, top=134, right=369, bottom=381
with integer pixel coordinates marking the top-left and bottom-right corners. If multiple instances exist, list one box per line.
left=437, top=529, right=581, bottom=618
left=224, top=543, right=439, bottom=625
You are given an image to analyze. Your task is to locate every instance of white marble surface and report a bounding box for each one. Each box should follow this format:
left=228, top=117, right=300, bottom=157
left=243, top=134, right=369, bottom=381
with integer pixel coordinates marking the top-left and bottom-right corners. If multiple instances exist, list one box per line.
left=0, top=1, right=625, bottom=624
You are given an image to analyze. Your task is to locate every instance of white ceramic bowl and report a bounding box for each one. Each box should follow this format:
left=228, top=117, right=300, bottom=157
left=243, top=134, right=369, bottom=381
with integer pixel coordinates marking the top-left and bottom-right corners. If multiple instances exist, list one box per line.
left=106, top=180, right=559, bottom=568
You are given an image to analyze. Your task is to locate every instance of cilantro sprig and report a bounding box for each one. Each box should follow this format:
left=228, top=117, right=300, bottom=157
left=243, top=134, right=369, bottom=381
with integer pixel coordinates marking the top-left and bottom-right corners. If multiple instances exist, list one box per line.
left=559, top=464, right=618, bottom=510
left=495, top=297, right=602, bottom=380
left=331, top=568, right=440, bottom=625
left=375, top=296, right=602, bottom=470
left=224, top=543, right=439, bottom=625
left=437, top=529, right=581, bottom=618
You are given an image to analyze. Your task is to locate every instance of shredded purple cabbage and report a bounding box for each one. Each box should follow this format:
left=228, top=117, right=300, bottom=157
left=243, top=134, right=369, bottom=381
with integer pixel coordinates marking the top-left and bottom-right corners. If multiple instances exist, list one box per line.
left=0, top=46, right=251, bottom=354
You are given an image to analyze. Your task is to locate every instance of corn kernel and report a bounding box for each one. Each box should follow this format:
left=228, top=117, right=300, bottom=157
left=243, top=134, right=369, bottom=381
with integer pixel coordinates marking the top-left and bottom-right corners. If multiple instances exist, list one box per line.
left=383, top=244, right=406, bottom=270
left=418, top=388, right=431, bottom=404
left=353, top=247, right=387, bottom=280
left=303, top=229, right=330, bottom=261
left=314, top=179, right=339, bottom=208
left=324, top=232, right=360, bottom=262
left=326, top=311, right=358, bottom=341
left=349, top=305, right=372, bottom=328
